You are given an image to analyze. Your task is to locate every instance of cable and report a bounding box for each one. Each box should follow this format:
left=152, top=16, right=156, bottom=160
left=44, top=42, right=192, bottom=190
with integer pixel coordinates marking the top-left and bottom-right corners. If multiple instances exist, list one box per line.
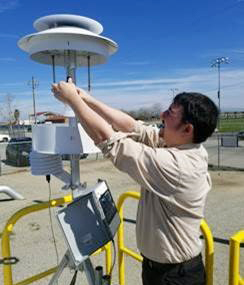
left=69, top=269, right=78, bottom=285
left=46, top=175, right=60, bottom=269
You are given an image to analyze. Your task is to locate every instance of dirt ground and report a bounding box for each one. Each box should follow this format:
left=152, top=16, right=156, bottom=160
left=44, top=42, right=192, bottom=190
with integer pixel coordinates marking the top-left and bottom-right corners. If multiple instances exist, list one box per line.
left=0, top=157, right=243, bottom=285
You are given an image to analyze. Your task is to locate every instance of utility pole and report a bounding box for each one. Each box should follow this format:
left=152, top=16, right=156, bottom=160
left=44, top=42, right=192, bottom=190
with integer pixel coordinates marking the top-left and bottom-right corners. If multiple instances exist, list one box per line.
left=28, top=76, right=39, bottom=124
left=211, top=57, right=229, bottom=168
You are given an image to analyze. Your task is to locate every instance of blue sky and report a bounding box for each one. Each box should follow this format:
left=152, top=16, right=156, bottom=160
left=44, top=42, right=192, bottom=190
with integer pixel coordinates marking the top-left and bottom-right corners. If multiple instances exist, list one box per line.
left=1, top=0, right=244, bottom=120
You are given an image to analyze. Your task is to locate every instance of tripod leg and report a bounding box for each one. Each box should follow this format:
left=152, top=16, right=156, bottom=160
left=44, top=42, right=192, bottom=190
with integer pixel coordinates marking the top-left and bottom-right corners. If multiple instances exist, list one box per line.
left=83, top=258, right=96, bottom=285
left=48, top=252, right=69, bottom=285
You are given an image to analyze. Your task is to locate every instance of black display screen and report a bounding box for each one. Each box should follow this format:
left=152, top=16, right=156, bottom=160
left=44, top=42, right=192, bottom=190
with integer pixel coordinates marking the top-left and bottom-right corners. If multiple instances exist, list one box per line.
left=99, top=190, right=117, bottom=224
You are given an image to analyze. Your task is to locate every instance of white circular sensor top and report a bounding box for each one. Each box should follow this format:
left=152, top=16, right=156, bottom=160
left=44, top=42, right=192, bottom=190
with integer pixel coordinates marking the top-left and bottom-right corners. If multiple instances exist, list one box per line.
left=34, top=14, right=103, bottom=35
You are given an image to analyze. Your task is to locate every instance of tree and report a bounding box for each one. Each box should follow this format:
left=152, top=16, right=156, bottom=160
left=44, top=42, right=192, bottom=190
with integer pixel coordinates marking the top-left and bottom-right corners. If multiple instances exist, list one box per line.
left=126, top=103, right=163, bottom=121
left=149, top=103, right=163, bottom=119
left=0, top=93, right=16, bottom=125
left=14, top=109, right=20, bottom=124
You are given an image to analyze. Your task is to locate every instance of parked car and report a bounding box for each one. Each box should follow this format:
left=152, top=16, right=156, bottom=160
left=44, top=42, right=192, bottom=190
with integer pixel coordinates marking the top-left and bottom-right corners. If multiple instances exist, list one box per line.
left=0, top=133, right=10, bottom=142
left=6, top=137, right=32, bottom=167
left=238, top=131, right=244, bottom=140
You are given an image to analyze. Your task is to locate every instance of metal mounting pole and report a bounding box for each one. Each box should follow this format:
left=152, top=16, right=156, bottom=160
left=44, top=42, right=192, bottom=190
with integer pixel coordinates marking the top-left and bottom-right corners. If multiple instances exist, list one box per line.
left=211, top=57, right=229, bottom=169
left=65, top=63, right=81, bottom=193
left=65, top=50, right=77, bottom=84
left=217, top=63, right=221, bottom=169
left=51, top=55, right=56, bottom=83
left=52, top=64, right=96, bottom=285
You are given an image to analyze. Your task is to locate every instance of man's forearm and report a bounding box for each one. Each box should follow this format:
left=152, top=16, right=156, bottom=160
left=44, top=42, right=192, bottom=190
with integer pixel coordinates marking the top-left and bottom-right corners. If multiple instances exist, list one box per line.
left=83, top=96, right=136, bottom=132
left=69, top=96, right=114, bottom=144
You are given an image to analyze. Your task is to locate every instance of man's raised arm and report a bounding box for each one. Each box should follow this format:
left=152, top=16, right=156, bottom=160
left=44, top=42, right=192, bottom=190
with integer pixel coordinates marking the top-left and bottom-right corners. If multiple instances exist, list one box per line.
left=77, top=88, right=136, bottom=132
left=52, top=81, right=114, bottom=144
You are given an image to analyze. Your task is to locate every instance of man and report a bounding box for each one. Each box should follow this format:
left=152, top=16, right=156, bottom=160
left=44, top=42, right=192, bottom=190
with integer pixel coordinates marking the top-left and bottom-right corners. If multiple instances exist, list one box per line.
left=52, top=79, right=218, bottom=285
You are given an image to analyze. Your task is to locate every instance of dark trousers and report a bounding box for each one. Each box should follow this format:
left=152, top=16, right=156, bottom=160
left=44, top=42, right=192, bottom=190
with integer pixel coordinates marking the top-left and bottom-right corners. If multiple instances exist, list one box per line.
left=142, top=254, right=206, bottom=285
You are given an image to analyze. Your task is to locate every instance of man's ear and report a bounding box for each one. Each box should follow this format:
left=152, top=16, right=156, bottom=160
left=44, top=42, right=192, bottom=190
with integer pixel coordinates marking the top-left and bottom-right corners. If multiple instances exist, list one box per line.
left=183, top=123, right=194, bottom=137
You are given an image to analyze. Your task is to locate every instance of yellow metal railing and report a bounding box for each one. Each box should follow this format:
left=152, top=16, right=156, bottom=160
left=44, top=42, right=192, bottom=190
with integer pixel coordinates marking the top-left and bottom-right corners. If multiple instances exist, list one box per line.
left=229, top=230, right=244, bottom=285
left=1, top=194, right=112, bottom=285
left=4, top=189, right=242, bottom=285
left=200, top=219, right=214, bottom=285
left=117, top=191, right=214, bottom=285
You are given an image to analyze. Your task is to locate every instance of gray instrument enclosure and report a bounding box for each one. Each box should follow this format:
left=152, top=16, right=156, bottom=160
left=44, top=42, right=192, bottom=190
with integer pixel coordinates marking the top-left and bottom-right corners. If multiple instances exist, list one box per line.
left=56, top=180, right=120, bottom=266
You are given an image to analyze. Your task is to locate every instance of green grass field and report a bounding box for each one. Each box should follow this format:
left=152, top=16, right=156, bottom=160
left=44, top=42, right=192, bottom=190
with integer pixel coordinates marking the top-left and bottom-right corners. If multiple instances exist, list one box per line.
left=220, top=118, right=244, bottom=132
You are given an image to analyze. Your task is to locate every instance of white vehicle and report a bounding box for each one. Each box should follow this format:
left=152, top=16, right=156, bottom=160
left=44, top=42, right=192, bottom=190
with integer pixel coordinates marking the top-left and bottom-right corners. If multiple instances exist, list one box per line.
left=0, top=133, right=10, bottom=142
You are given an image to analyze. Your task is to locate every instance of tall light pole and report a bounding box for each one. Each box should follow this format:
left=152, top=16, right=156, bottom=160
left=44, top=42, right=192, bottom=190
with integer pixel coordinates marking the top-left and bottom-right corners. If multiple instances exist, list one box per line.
left=211, top=56, right=229, bottom=168
left=170, top=88, right=178, bottom=100
left=28, top=76, right=39, bottom=124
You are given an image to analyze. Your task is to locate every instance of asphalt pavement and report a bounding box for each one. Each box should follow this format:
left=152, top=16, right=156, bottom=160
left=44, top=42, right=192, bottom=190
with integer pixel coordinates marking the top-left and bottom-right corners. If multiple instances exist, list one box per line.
left=0, top=137, right=243, bottom=285
left=203, top=135, right=244, bottom=169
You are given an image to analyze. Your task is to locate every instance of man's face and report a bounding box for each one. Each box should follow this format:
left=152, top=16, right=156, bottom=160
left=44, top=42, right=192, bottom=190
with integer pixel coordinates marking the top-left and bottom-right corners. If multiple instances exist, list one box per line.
left=159, top=103, right=188, bottom=147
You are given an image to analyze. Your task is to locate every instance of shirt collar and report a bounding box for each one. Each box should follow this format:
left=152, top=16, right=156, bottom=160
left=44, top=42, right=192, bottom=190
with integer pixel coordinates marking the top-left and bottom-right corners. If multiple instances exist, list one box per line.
left=164, top=143, right=201, bottom=150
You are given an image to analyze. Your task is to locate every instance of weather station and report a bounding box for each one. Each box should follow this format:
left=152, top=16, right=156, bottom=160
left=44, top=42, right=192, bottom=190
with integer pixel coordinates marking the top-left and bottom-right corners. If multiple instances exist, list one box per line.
left=18, top=14, right=120, bottom=285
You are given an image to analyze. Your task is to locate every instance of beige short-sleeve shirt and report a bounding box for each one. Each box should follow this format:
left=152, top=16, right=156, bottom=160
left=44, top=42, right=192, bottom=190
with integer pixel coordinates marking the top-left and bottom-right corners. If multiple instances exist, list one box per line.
left=98, top=122, right=211, bottom=263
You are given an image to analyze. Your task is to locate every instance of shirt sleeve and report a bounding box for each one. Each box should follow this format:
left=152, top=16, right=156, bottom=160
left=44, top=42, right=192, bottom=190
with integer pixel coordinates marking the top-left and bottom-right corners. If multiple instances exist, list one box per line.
left=133, top=121, right=165, bottom=148
left=97, top=132, right=180, bottom=198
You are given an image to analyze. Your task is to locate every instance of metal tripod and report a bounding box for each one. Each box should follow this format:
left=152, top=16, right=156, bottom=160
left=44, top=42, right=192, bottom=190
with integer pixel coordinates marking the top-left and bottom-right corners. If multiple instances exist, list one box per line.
left=48, top=250, right=96, bottom=285
left=48, top=61, right=101, bottom=285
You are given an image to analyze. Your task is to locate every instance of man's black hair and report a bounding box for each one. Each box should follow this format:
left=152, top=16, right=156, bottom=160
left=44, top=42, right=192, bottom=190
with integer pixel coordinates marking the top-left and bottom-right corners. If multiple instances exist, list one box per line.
left=173, top=92, right=219, bottom=143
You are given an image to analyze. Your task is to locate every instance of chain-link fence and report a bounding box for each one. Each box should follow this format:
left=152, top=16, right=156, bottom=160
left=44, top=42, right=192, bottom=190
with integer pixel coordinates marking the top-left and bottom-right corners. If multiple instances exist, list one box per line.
left=1, top=133, right=244, bottom=176
left=203, top=133, right=244, bottom=170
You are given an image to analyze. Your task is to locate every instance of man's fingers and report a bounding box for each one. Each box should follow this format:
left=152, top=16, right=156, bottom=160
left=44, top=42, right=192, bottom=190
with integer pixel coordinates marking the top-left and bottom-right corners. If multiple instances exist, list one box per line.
left=51, top=83, right=59, bottom=93
left=67, top=77, right=73, bottom=83
left=76, top=87, right=89, bottom=96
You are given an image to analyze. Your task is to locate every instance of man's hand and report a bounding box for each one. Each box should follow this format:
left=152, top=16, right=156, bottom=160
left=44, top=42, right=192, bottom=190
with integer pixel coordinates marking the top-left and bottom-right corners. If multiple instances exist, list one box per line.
left=52, top=77, right=92, bottom=105
left=51, top=78, right=80, bottom=105
left=76, top=87, right=92, bottom=101
left=51, top=78, right=114, bottom=143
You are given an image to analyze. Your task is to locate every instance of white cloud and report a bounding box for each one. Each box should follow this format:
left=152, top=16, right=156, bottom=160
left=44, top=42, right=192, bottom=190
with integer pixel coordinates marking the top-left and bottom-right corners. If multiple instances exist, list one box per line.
left=93, top=68, right=244, bottom=111
left=230, top=49, right=244, bottom=54
left=0, top=0, right=19, bottom=13
left=200, top=47, right=244, bottom=63
left=4, top=67, right=244, bottom=119
left=94, top=78, right=174, bottom=87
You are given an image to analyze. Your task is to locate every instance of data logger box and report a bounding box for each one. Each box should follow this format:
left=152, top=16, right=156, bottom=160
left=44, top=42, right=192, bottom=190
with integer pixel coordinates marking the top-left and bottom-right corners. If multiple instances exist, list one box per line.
left=56, top=180, right=120, bottom=266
